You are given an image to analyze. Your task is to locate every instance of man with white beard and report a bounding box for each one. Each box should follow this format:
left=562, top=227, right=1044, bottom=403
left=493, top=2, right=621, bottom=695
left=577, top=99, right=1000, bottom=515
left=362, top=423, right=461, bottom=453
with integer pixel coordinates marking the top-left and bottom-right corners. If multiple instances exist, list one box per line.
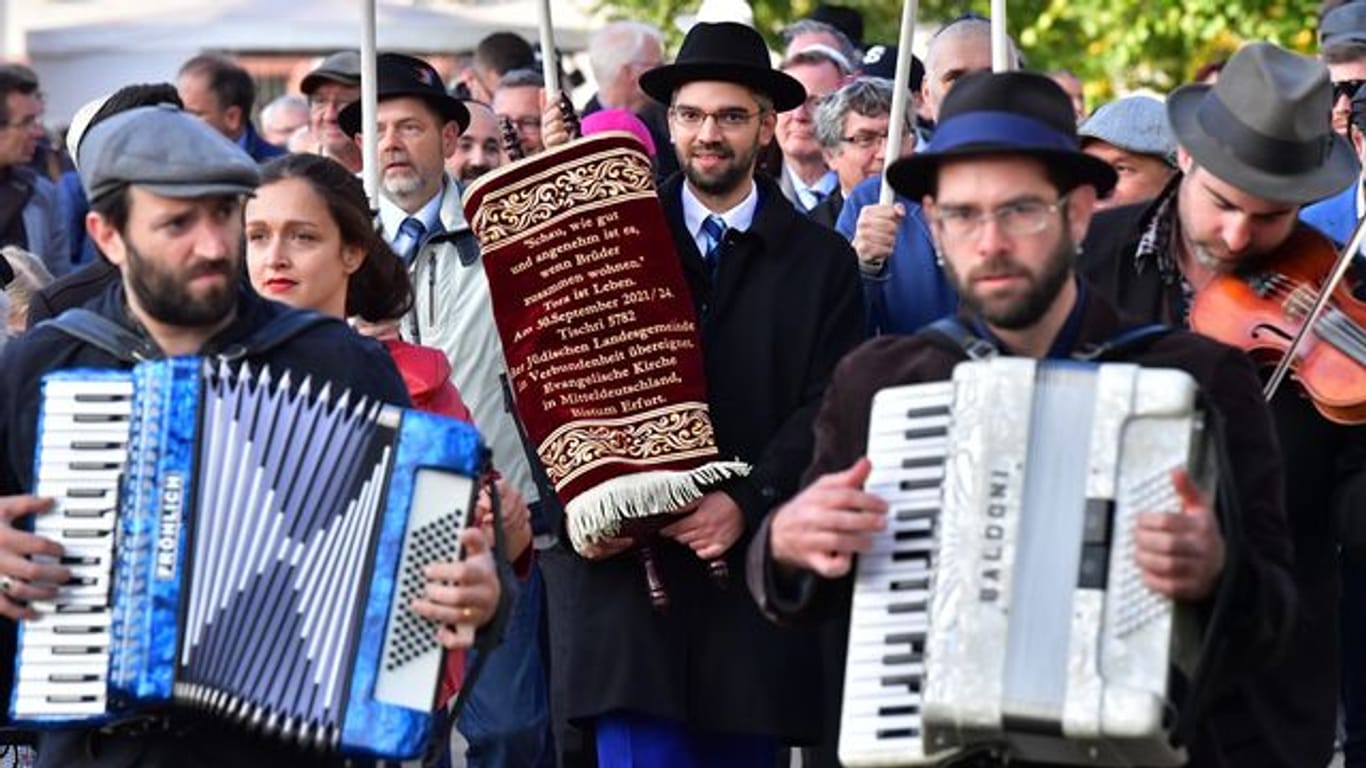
left=338, top=52, right=553, bottom=766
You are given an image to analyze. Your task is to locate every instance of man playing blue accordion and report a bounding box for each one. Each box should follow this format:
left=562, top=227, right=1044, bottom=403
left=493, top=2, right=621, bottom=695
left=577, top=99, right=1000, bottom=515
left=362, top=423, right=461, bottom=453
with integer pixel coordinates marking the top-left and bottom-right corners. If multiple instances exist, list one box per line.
left=0, top=105, right=504, bottom=766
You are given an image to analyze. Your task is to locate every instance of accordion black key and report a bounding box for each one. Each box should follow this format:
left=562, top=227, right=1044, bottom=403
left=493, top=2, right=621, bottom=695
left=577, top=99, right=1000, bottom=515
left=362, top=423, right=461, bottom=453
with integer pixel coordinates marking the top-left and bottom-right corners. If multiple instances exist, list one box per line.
left=11, top=357, right=486, bottom=760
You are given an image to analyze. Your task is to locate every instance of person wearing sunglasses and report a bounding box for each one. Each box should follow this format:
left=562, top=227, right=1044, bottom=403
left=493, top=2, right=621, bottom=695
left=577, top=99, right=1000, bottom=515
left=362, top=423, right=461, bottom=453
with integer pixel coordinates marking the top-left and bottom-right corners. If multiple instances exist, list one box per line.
left=1319, top=1, right=1366, bottom=138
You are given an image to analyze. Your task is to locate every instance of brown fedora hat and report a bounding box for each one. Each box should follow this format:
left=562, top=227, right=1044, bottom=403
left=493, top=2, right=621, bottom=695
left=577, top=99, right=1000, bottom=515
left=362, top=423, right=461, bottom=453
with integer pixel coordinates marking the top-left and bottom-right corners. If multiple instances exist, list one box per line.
left=1167, top=41, right=1358, bottom=205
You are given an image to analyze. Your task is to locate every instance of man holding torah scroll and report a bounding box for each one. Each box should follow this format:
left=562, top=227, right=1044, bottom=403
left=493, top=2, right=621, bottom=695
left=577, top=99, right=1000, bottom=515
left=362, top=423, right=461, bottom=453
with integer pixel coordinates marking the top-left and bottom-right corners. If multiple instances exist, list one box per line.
left=513, top=19, right=864, bottom=767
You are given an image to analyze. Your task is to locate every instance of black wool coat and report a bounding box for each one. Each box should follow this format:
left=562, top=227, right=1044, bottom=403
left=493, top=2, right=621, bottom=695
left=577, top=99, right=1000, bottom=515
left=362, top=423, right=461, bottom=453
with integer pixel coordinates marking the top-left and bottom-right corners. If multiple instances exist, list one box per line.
left=550, top=173, right=865, bottom=741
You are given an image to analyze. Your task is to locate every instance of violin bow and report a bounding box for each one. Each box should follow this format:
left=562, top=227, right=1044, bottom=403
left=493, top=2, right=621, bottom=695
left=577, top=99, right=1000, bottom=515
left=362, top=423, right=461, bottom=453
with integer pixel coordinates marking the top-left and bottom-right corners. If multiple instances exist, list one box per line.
left=1262, top=212, right=1366, bottom=401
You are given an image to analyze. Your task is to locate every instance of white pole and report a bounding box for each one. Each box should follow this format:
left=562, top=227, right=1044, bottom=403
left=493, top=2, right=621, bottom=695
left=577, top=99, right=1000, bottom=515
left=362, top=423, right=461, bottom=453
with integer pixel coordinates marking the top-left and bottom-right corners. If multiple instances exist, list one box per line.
left=538, top=0, right=560, bottom=101
left=361, top=0, right=379, bottom=207
left=877, top=0, right=919, bottom=207
left=991, top=0, right=1010, bottom=72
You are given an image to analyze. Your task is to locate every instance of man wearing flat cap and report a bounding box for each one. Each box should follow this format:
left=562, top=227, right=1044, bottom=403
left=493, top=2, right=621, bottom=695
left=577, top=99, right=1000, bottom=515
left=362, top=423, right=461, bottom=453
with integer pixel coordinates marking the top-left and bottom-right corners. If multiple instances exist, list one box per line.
left=0, top=105, right=505, bottom=766
left=301, top=51, right=363, bottom=173
left=1083, top=41, right=1366, bottom=766
left=543, top=20, right=863, bottom=765
left=752, top=68, right=1293, bottom=767
left=1079, top=94, right=1178, bottom=212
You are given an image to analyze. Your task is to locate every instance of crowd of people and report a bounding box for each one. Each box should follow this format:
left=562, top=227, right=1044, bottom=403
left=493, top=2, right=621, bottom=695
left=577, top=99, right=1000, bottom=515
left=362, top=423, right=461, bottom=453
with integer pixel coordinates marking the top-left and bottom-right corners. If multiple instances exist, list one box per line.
left=0, top=1, right=1361, bottom=767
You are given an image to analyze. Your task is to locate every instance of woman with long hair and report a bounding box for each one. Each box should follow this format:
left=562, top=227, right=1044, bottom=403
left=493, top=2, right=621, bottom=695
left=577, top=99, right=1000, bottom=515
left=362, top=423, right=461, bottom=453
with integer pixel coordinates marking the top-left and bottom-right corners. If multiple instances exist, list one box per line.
left=243, top=153, right=533, bottom=712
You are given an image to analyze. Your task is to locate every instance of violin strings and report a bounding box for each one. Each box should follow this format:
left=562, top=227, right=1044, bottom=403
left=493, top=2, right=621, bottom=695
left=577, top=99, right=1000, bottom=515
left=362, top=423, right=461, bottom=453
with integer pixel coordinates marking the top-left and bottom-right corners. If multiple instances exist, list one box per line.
left=1259, top=275, right=1366, bottom=359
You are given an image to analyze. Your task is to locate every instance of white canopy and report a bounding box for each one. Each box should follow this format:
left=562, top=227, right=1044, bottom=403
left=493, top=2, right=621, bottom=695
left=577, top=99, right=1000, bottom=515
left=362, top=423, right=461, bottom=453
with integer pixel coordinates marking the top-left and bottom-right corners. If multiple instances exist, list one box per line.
left=24, top=0, right=599, bottom=122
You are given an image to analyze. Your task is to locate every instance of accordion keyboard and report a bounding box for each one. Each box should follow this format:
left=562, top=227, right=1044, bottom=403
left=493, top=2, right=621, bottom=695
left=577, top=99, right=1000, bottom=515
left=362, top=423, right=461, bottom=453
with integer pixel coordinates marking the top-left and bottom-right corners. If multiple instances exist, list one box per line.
left=839, top=382, right=954, bottom=768
left=14, top=377, right=134, bottom=718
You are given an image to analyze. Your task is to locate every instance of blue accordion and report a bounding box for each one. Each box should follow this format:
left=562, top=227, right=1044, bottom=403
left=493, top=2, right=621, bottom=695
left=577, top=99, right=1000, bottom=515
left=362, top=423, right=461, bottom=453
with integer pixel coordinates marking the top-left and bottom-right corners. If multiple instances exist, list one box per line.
left=10, top=357, right=487, bottom=760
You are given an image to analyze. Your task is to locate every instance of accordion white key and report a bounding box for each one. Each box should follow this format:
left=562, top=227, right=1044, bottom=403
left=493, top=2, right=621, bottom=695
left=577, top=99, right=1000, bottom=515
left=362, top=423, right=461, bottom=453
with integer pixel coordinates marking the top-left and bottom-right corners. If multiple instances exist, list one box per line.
left=839, top=359, right=1211, bottom=767
left=11, top=358, right=487, bottom=760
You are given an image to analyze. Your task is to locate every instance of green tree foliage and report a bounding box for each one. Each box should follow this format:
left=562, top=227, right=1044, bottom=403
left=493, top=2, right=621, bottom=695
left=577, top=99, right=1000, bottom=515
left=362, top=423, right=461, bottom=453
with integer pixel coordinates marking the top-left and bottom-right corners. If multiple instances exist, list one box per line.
left=599, top=0, right=1324, bottom=99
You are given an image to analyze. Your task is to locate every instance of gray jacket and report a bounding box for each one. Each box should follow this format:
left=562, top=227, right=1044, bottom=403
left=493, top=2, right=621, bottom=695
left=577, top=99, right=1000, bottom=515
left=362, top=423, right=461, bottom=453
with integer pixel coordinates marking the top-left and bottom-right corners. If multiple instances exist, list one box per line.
left=396, top=177, right=539, bottom=504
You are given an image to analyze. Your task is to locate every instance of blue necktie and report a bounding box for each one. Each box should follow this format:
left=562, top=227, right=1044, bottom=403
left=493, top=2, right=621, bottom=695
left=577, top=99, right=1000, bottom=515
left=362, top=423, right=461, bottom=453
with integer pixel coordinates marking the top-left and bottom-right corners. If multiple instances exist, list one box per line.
left=700, top=215, right=726, bottom=278
left=397, top=216, right=427, bottom=263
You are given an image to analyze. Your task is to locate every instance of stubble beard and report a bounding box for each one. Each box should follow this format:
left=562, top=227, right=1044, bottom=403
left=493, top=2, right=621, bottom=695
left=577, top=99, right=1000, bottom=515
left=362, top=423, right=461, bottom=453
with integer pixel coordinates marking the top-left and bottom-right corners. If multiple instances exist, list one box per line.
left=945, top=232, right=1075, bottom=331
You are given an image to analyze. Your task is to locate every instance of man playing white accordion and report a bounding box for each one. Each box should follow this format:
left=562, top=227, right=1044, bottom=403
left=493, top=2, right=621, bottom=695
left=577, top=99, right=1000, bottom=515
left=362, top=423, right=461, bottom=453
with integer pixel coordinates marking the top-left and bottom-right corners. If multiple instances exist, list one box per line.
left=747, top=71, right=1294, bottom=767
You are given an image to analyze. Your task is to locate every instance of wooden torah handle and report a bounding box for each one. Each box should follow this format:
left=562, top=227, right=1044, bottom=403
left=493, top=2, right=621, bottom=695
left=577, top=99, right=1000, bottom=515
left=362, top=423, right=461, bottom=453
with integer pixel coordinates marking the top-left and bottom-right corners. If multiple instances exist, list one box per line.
left=499, top=115, right=526, bottom=160
left=556, top=92, right=582, bottom=140
left=637, top=545, right=669, bottom=612
left=706, top=558, right=729, bottom=588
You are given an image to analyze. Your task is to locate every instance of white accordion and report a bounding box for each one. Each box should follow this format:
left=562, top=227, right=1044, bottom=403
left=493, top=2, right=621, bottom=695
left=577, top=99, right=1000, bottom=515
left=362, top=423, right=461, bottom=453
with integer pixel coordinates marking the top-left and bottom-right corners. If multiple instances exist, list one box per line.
left=840, top=359, right=1213, bottom=767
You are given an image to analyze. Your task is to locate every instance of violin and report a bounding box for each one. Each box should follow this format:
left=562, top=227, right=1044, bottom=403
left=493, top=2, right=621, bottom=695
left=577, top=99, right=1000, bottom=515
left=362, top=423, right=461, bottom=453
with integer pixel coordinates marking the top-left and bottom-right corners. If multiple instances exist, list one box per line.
left=1190, top=224, right=1366, bottom=425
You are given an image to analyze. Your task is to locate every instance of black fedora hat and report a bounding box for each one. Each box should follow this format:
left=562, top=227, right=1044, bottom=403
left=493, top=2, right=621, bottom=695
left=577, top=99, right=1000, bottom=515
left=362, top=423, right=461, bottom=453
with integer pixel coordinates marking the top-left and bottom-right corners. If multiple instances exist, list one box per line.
left=338, top=53, right=469, bottom=137
left=639, top=22, right=806, bottom=112
left=886, top=71, right=1117, bottom=201
left=1168, top=41, right=1357, bottom=205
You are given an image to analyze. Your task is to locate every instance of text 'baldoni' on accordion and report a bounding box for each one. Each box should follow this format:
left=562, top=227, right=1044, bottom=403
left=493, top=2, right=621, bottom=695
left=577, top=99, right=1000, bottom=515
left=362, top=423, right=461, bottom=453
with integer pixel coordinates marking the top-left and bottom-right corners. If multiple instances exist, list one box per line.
left=10, top=357, right=487, bottom=760
left=840, top=358, right=1216, bottom=767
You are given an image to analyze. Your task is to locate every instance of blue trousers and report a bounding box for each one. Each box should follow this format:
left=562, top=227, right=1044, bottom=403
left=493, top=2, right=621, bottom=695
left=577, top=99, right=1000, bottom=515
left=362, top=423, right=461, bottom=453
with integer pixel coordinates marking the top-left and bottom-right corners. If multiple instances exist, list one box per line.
left=595, top=711, right=779, bottom=768
left=457, top=563, right=553, bottom=768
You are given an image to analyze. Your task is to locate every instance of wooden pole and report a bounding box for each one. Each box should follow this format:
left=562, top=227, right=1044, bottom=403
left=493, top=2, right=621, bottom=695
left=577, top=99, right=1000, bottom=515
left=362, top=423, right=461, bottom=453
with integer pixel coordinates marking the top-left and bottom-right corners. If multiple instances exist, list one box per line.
left=877, top=0, right=920, bottom=207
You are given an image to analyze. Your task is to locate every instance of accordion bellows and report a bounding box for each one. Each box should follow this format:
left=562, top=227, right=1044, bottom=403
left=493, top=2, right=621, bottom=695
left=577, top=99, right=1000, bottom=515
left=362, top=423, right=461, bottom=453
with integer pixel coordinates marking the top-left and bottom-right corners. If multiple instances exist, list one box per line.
left=12, top=358, right=486, bottom=760
left=841, top=359, right=1210, bottom=767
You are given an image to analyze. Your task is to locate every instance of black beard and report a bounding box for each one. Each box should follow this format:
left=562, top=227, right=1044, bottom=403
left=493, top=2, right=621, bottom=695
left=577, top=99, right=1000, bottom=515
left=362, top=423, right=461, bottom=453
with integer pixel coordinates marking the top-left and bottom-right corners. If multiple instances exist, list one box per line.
left=682, top=139, right=759, bottom=197
left=125, top=242, right=238, bottom=328
left=459, top=164, right=493, bottom=183
left=947, top=231, right=1075, bottom=331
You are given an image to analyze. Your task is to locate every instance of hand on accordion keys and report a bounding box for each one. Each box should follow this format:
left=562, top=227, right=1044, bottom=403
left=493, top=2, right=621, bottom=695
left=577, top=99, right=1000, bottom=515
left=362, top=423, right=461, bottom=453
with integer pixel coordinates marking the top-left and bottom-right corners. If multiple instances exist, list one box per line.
left=411, top=526, right=502, bottom=649
left=659, top=491, right=745, bottom=561
left=767, top=458, right=888, bottom=579
left=0, top=494, right=69, bottom=621
left=1133, top=468, right=1226, bottom=601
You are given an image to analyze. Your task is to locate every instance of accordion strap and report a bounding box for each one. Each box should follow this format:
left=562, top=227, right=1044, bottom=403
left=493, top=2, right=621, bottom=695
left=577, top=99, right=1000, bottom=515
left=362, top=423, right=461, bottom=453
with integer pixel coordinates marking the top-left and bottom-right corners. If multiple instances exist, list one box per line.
left=41, top=308, right=159, bottom=362
left=40, top=307, right=337, bottom=363
left=213, top=309, right=336, bottom=361
left=923, top=317, right=1172, bottom=362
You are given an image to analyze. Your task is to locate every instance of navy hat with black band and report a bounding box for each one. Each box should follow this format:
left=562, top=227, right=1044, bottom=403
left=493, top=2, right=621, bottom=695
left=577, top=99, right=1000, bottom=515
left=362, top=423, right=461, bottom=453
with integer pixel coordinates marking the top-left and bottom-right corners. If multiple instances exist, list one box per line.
left=1167, top=41, right=1356, bottom=205
left=885, top=71, right=1117, bottom=201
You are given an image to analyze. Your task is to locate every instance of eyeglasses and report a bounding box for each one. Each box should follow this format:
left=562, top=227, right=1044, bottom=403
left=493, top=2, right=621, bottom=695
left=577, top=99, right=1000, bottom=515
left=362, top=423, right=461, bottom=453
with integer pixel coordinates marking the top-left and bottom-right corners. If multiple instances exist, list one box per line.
left=668, top=106, right=763, bottom=130
left=1333, top=78, right=1366, bottom=103
left=933, top=194, right=1070, bottom=241
left=504, top=116, right=541, bottom=132
left=840, top=131, right=889, bottom=150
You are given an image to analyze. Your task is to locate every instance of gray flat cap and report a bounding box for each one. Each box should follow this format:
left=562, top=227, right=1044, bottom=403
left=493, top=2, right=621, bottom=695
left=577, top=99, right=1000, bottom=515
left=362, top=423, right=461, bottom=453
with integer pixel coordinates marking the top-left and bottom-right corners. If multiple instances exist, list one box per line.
left=79, top=104, right=259, bottom=203
left=1321, top=3, right=1366, bottom=49
left=301, top=51, right=361, bottom=94
left=1079, top=95, right=1177, bottom=166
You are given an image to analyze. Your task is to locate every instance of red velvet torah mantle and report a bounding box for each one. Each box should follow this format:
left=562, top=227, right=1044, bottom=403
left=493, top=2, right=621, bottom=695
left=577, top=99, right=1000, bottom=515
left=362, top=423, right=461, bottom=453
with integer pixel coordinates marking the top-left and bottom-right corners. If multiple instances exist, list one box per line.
left=462, top=132, right=747, bottom=554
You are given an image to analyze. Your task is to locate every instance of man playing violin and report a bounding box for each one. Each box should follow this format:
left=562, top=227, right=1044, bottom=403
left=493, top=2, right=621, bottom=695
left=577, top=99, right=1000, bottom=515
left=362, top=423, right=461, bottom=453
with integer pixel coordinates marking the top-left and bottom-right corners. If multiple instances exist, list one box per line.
left=1083, top=42, right=1366, bottom=768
